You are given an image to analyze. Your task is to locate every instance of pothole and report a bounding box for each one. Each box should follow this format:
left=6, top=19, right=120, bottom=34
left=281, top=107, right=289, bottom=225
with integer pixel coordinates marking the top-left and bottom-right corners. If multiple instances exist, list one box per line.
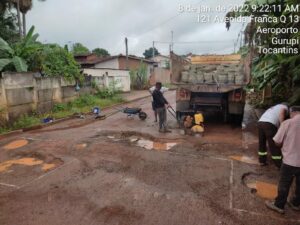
left=3, top=139, right=29, bottom=150
left=242, top=172, right=277, bottom=199
left=0, top=152, right=64, bottom=173
left=135, top=139, right=177, bottom=151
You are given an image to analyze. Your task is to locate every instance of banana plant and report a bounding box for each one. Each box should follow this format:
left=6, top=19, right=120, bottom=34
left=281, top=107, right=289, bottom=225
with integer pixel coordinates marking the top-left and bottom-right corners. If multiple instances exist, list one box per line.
left=0, top=25, right=39, bottom=72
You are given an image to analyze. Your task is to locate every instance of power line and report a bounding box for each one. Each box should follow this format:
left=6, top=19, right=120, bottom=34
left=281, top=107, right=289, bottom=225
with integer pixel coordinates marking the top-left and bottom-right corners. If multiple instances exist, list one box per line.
left=130, top=13, right=183, bottom=39
left=154, top=40, right=235, bottom=44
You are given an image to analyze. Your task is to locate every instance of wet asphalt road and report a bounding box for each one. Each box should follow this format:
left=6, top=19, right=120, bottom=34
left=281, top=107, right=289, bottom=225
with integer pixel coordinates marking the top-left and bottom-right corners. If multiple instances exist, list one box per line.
left=0, top=91, right=300, bottom=225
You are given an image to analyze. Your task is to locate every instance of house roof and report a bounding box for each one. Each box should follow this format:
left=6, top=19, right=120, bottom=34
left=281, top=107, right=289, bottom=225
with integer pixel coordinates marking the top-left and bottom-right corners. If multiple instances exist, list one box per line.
left=73, top=53, right=94, bottom=57
left=151, top=54, right=170, bottom=59
left=76, top=54, right=155, bottom=66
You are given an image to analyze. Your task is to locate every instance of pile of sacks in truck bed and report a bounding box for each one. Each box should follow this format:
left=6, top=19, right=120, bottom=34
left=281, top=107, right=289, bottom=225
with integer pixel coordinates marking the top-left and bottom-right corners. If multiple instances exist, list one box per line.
left=181, top=64, right=245, bottom=85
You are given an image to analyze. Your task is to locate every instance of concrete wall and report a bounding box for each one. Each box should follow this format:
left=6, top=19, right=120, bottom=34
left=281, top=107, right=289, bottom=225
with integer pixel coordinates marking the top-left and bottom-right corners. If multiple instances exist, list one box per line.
left=149, top=68, right=171, bottom=86
left=94, top=58, right=119, bottom=69
left=0, top=72, right=93, bottom=122
left=83, top=68, right=131, bottom=92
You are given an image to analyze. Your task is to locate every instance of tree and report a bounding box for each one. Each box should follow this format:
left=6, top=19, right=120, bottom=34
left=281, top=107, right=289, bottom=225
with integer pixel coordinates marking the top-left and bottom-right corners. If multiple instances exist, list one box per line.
left=1, top=0, right=46, bottom=37
left=0, top=9, right=18, bottom=44
left=71, top=42, right=90, bottom=55
left=143, top=47, right=159, bottom=59
left=0, top=26, right=40, bottom=72
left=129, top=61, right=148, bottom=90
left=92, top=48, right=110, bottom=57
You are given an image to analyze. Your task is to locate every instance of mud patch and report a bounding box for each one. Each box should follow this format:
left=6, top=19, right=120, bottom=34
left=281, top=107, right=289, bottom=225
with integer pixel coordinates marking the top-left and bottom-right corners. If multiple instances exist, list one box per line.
left=98, top=205, right=144, bottom=224
left=3, top=139, right=29, bottom=150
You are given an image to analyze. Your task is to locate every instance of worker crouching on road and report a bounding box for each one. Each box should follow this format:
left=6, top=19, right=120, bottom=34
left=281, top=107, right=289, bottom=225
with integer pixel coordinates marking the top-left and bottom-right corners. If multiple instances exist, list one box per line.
left=152, top=82, right=171, bottom=133
left=191, top=111, right=204, bottom=135
left=265, top=106, right=300, bottom=214
left=183, top=112, right=204, bottom=135
left=257, top=103, right=289, bottom=168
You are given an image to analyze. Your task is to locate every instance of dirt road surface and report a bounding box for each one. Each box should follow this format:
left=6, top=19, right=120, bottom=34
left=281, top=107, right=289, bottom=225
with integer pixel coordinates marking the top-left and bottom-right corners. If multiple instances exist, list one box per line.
left=0, top=91, right=299, bottom=225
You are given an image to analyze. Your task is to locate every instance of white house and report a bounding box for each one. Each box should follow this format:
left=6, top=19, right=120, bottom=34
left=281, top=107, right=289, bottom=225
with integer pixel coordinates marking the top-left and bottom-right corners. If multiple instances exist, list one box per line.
left=83, top=68, right=130, bottom=92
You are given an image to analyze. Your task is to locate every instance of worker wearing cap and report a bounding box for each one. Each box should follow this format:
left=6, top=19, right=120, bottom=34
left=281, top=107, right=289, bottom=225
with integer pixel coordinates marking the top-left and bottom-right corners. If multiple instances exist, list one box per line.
left=265, top=106, right=300, bottom=214
left=257, top=103, right=288, bottom=168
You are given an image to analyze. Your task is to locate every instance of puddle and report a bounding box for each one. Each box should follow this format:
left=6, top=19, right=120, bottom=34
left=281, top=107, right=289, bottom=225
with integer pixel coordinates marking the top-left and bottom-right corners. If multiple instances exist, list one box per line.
left=42, top=163, right=56, bottom=171
left=106, top=134, right=177, bottom=151
left=246, top=181, right=278, bottom=199
left=229, top=155, right=259, bottom=165
left=136, top=139, right=177, bottom=151
left=3, top=139, right=29, bottom=150
left=0, top=158, right=43, bottom=172
left=75, top=143, right=88, bottom=150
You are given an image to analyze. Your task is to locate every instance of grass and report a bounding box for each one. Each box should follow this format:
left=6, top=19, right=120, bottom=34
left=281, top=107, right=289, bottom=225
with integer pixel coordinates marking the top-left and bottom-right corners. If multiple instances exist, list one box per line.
left=51, top=95, right=124, bottom=119
left=0, top=94, right=124, bottom=135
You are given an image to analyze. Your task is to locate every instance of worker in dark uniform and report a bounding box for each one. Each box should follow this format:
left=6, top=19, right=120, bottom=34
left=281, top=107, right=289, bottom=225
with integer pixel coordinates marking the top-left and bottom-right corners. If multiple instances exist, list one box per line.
left=257, top=103, right=288, bottom=168
left=152, top=82, right=171, bottom=133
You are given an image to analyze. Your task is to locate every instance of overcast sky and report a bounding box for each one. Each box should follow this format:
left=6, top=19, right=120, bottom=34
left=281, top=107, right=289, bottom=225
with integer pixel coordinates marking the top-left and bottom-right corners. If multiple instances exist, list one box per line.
left=27, top=0, right=246, bottom=56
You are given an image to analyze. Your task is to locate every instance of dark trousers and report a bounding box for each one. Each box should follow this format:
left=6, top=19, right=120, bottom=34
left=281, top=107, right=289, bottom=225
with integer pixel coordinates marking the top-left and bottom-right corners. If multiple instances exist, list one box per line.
left=156, top=107, right=167, bottom=130
left=258, top=121, right=282, bottom=168
left=275, top=163, right=300, bottom=209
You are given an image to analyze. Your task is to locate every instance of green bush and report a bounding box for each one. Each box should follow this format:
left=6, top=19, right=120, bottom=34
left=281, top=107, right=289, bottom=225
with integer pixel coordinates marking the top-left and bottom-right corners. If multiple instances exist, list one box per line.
left=71, top=94, right=97, bottom=108
left=52, top=103, right=67, bottom=112
left=96, top=87, right=115, bottom=98
left=96, top=80, right=121, bottom=98
left=12, top=115, right=40, bottom=130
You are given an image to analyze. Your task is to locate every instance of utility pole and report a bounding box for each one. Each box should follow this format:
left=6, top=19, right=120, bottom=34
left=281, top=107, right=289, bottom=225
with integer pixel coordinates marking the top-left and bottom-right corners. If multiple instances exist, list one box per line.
left=234, top=41, right=236, bottom=53
left=125, top=37, right=129, bottom=70
left=240, top=31, right=243, bottom=49
left=16, top=0, right=22, bottom=37
left=171, top=30, right=174, bottom=52
left=152, top=41, right=155, bottom=58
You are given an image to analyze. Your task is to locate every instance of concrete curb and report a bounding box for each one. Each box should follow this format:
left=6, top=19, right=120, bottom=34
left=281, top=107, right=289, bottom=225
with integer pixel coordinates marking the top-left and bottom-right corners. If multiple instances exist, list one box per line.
left=0, top=93, right=152, bottom=138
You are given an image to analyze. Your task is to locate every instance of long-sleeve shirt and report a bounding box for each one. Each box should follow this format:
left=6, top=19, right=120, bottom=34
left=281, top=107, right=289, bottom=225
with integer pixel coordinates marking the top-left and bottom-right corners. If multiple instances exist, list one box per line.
left=152, top=89, right=168, bottom=109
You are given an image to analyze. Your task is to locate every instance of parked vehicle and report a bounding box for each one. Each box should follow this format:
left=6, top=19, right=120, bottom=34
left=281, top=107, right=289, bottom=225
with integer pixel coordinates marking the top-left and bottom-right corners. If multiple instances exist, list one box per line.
left=170, top=52, right=251, bottom=123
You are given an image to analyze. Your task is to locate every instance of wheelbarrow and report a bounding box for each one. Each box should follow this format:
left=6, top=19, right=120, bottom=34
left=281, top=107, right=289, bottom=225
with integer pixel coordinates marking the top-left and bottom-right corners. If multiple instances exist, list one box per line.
left=115, top=106, right=148, bottom=120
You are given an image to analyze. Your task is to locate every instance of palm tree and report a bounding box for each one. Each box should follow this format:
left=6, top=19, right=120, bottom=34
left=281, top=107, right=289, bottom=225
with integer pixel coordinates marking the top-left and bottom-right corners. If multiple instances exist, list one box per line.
left=19, top=0, right=32, bottom=36
left=6, top=0, right=45, bottom=37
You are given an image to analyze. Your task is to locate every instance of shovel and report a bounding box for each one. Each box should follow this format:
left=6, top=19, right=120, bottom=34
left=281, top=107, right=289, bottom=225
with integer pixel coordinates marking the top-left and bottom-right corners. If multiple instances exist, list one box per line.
left=167, top=105, right=177, bottom=120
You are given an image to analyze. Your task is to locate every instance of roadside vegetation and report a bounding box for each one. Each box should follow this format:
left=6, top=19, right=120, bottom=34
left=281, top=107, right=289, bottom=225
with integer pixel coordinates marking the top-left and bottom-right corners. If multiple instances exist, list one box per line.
left=129, top=62, right=148, bottom=90
left=0, top=2, right=117, bottom=135
left=226, top=0, right=300, bottom=106
left=0, top=92, right=124, bottom=134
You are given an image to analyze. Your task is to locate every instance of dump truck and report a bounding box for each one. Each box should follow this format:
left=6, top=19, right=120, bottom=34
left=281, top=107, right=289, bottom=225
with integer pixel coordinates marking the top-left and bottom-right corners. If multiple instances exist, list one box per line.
left=170, top=52, right=251, bottom=123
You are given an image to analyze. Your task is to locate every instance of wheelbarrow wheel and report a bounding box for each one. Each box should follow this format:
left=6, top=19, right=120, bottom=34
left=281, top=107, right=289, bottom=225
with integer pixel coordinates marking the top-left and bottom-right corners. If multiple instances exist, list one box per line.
left=138, top=111, right=147, bottom=120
